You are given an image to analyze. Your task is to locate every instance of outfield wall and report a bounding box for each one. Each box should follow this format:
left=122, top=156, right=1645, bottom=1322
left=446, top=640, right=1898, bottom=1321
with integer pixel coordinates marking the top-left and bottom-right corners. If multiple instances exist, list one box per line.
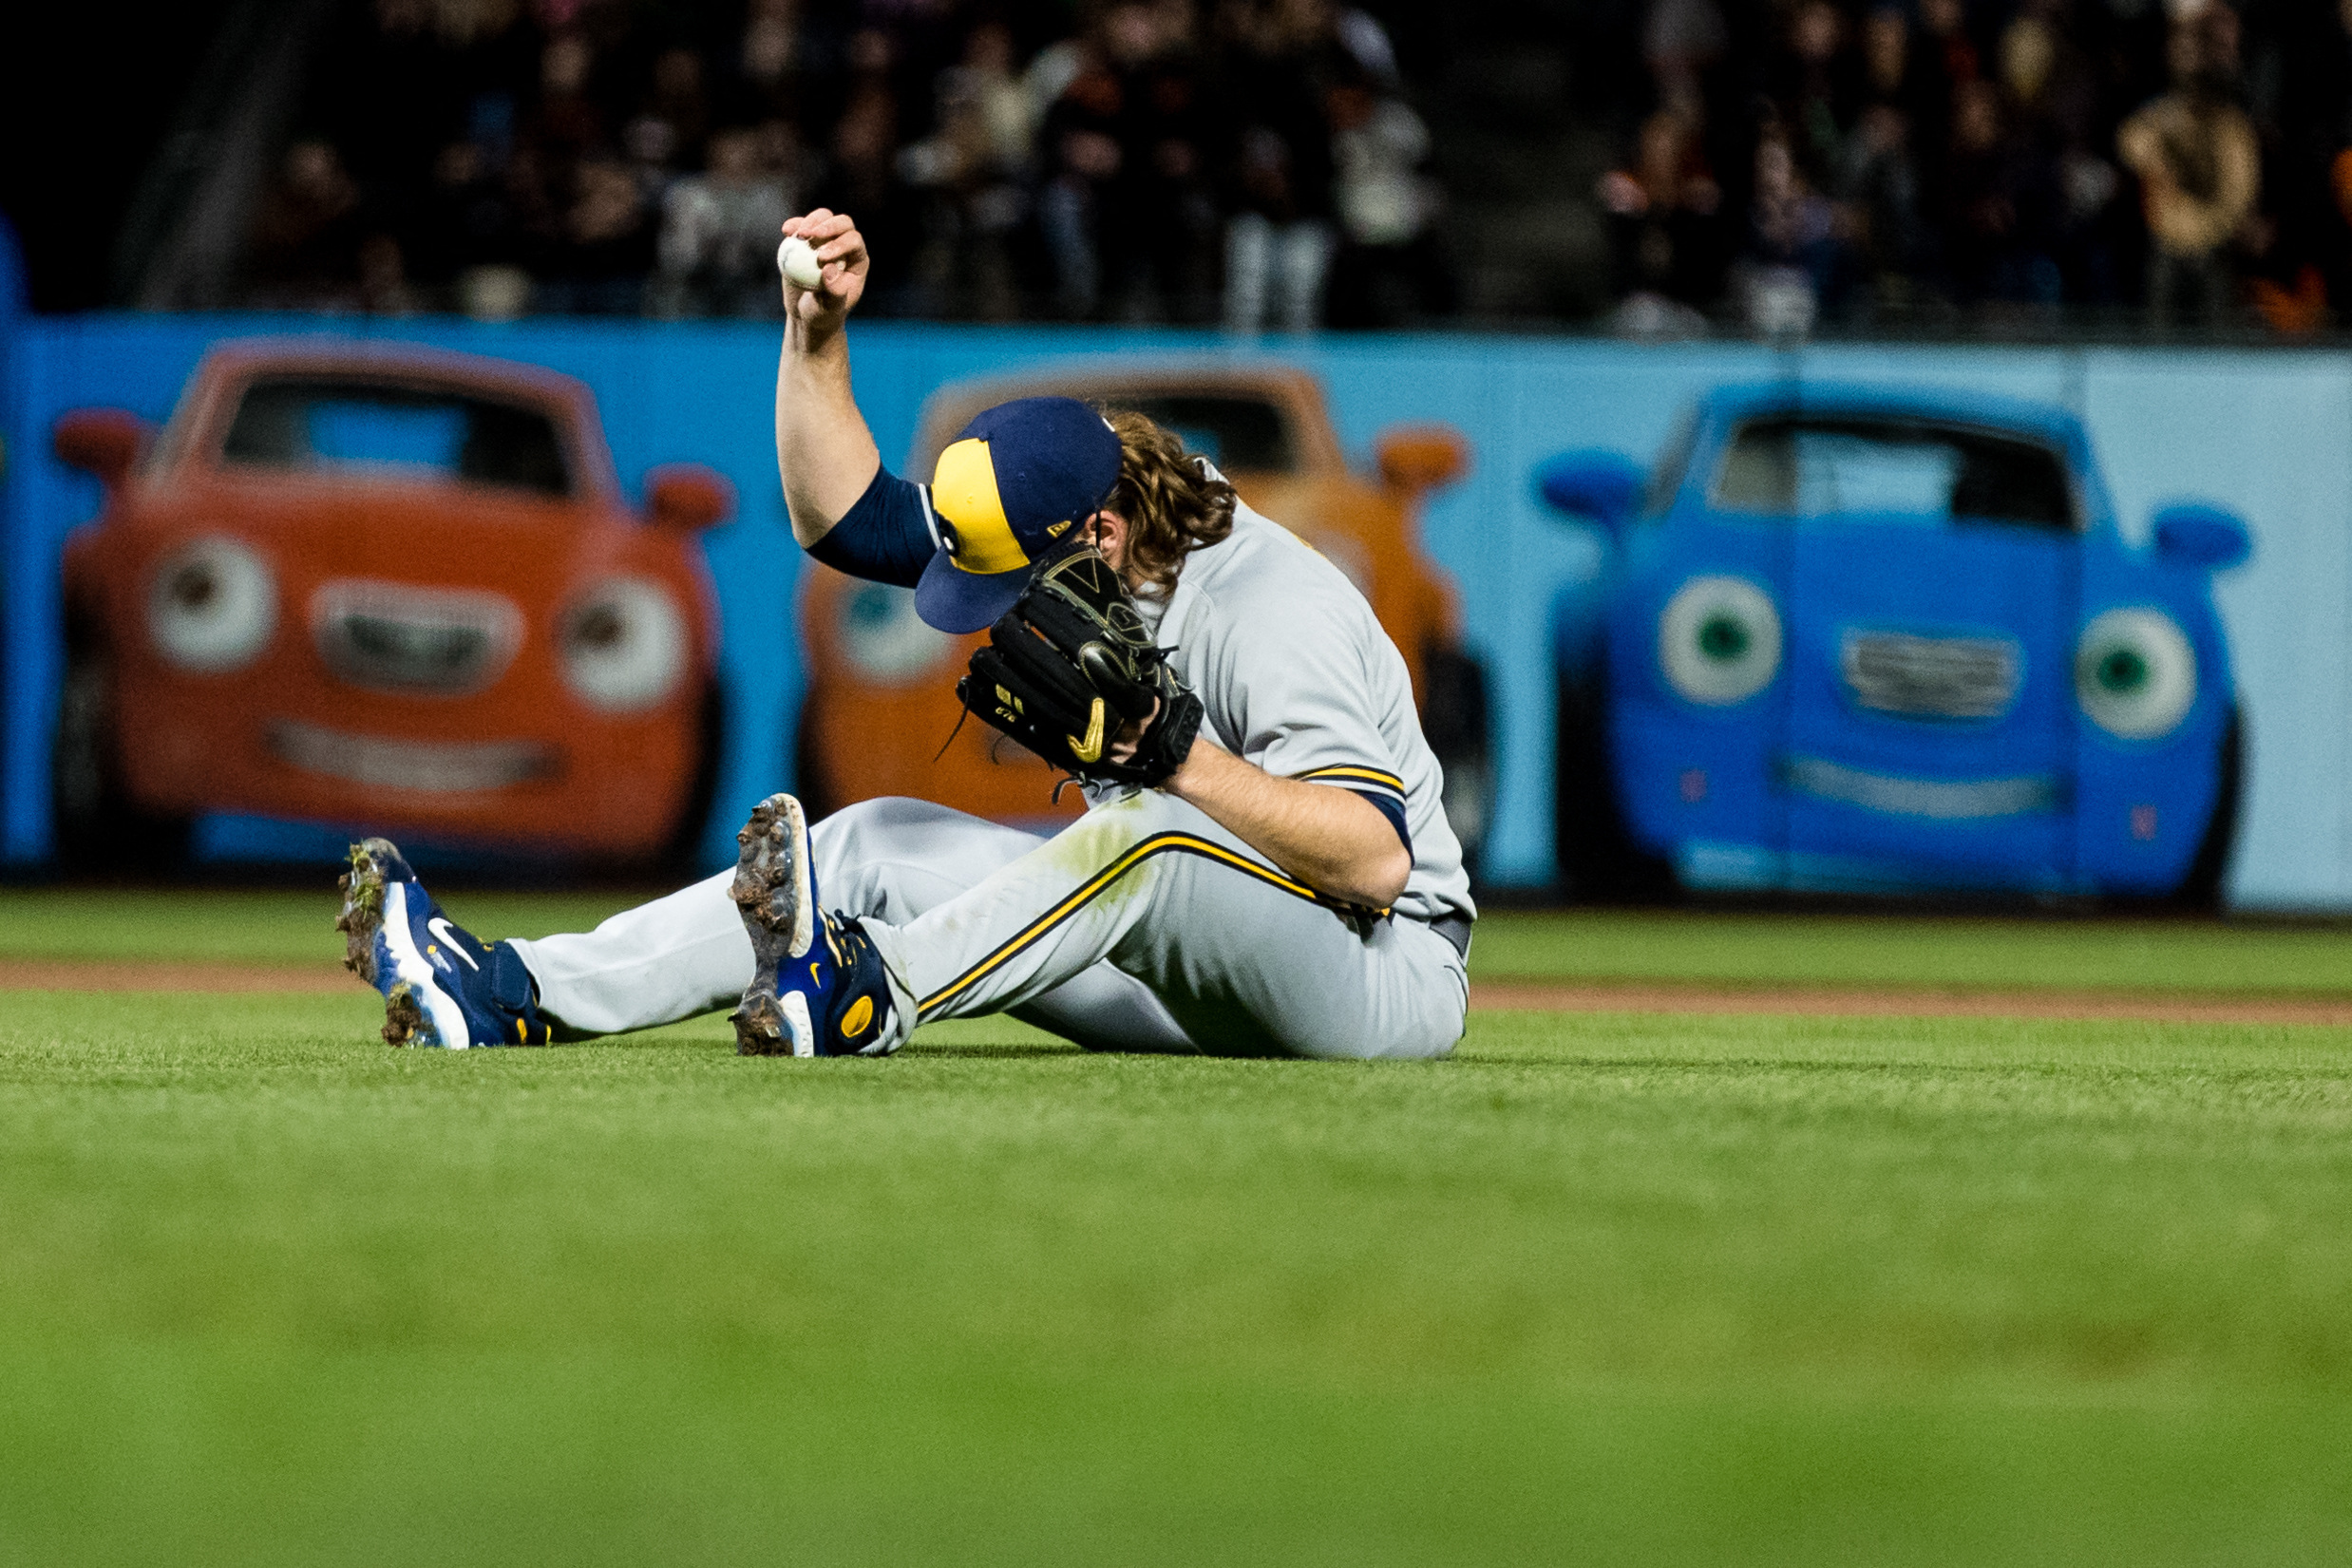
left=4, top=312, right=2350, bottom=908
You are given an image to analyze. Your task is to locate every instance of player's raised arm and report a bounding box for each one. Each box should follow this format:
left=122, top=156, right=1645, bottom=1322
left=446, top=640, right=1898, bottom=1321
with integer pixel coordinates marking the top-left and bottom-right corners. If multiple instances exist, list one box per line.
left=775, top=208, right=882, bottom=549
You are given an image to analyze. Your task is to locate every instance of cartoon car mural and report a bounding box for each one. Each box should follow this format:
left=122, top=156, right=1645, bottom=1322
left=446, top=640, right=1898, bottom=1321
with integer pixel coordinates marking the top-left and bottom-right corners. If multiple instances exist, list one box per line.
left=796, top=362, right=1495, bottom=865
left=1536, top=383, right=2250, bottom=901
left=51, top=340, right=730, bottom=866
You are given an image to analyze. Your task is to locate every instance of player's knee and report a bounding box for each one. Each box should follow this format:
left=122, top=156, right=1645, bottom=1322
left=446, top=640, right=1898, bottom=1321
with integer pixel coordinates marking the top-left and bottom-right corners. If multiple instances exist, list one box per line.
left=812, top=794, right=944, bottom=841
left=809, top=796, right=899, bottom=890
left=809, top=796, right=960, bottom=920
left=811, top=795, right=976, bottom=873
left=1069, top=787, right=1212, bottom=846
left=1049, top=791, right=1226, bottom=900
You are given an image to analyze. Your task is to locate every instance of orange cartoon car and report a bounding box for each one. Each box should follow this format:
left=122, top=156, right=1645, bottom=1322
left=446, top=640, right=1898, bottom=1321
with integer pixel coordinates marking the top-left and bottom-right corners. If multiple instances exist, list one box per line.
left=51, top=340, right=729, bottom=866
left=797, top=363, right=1493, bottom=865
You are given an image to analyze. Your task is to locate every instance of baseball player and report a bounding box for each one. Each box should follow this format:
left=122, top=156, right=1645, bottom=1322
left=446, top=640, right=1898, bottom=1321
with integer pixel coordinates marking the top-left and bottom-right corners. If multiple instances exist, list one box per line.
left=335, top=207, right=1473, bottom=1060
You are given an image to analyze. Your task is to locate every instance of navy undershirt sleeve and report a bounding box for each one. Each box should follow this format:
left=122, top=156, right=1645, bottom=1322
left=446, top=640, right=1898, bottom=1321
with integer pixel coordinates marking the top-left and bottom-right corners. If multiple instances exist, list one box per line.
left=806, top=465, right=936, bottom=590
left=1346, top=788, right=1413, bottom=859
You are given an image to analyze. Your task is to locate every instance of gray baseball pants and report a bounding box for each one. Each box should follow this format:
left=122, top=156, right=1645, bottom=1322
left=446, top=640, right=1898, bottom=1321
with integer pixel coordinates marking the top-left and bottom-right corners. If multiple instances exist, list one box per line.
left=509, top=791, right=1468, bottom=1060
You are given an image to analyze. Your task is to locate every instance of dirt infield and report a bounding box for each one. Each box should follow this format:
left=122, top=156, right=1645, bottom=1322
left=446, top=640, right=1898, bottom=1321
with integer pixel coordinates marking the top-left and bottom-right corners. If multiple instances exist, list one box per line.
left=0, top=959, right=351, bottom=993
left=7, top=956, right=2352, bottom=1027
left=1471, top=980, right=2352, bottom=1028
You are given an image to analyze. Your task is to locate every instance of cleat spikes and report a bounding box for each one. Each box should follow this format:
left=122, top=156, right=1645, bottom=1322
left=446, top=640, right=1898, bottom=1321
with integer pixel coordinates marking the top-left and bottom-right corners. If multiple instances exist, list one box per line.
left=726, top=791, right=889, bottom=1059
left=731, top=993, right=787, bottom=1055
left=383, top=982, right=430, bottom=1047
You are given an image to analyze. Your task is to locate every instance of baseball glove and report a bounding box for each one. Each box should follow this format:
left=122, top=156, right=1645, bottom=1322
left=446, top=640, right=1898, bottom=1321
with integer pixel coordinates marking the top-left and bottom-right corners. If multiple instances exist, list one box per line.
left=957, top=547, right=1204, bottom=788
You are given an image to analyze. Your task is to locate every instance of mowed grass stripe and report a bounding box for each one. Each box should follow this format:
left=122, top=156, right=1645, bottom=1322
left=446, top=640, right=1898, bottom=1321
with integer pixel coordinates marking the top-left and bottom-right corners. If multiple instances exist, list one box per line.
left=0, top=887, right=654, bottom=965
left=1472, top=908, right=2352, bottom=993
left=9, top=890, right=2352, bottom=995
left=2, top=992, right=2350, bottom=1561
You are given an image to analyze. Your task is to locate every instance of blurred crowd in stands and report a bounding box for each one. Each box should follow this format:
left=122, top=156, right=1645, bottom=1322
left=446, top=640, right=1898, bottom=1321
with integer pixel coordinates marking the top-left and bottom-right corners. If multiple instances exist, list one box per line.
left=1599, top=0, right=2352, bottom=335
left=242, top=0, right=2352, bottom=333
left=248, top=0, right=1446, bottom=330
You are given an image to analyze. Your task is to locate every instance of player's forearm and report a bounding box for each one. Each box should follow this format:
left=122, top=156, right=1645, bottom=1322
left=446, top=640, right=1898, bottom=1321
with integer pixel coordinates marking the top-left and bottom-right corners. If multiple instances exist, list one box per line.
left=1164, top=740, right=1412, bottom=909
left=775, top=326, right=881, bottom=549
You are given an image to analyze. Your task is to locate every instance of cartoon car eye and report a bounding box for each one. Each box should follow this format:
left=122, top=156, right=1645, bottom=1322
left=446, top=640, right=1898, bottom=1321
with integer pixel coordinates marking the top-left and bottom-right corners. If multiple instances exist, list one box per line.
left=560, top=576, right=688, bottom=712
left=2075, top=607, right=2196, bottom=740
left=1659, top=576, right=1782, bottom=706
left=837, top=582, right=953, bottom=685
left=148, top=537, right=277, bottom=672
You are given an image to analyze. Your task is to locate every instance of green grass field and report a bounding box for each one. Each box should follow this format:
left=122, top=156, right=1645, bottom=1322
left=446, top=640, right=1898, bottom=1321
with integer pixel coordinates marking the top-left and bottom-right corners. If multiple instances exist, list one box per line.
left=3, top=893, right=2351, bottom=1563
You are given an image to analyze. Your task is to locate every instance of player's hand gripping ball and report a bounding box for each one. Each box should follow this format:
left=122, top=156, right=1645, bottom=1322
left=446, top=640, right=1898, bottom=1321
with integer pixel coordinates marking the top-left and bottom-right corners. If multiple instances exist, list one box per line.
left=777, top=235, right=823, bottom=289
left=958, top=547, right=1204, bottom=788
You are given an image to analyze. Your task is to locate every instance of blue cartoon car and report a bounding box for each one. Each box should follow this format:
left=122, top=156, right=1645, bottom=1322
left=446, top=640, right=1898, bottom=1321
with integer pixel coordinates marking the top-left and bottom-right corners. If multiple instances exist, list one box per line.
left=1537, top=383, right=2250, bottom=902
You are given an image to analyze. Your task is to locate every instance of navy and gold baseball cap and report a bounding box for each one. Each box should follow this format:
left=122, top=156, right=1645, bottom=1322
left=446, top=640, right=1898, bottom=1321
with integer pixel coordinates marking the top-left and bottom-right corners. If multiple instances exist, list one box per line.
left=915, top=396, right=1123, bottom=633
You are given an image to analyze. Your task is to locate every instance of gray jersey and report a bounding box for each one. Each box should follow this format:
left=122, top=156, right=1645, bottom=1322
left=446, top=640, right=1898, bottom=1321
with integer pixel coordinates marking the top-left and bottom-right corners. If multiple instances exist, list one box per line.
left=1128, top=500, right=1475, bottom=927
left=511, top=486, right=1473, bottom=1060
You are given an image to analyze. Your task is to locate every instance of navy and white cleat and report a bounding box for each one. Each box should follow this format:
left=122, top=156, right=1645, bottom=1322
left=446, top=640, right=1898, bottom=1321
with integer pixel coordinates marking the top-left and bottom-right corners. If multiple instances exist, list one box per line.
left=729, top=793, right=897, bottom=1058
left=334, top=838, right=552, bottom=1048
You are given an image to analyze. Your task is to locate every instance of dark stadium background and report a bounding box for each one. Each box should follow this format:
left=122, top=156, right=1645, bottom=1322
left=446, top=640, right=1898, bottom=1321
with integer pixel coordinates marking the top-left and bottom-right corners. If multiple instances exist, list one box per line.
left=9, top=1, right=2347, bottom=334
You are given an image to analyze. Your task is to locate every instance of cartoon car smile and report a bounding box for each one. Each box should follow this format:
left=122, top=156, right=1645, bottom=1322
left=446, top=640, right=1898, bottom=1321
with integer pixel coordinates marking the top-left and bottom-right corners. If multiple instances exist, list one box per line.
left=1537, top=383, right=2250, bottom=901
left=51, top=340, right=729, bottom=866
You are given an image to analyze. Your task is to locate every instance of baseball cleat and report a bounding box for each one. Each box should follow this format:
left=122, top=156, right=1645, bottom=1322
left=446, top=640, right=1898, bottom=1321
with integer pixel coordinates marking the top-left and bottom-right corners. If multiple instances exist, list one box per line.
left=334, top=838, right=552, bottom=1048
left=729, top=793, right=897, bottom=1058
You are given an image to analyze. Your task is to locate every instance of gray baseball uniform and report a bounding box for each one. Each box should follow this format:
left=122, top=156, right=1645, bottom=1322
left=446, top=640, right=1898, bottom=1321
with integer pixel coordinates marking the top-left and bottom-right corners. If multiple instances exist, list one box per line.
left=509, top=500, right=1474, bottom=1059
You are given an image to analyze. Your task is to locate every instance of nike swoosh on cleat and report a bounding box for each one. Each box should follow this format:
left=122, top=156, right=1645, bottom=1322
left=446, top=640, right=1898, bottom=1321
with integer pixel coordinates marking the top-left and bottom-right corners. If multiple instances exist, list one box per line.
left=427, top=917, right=480, bottom=970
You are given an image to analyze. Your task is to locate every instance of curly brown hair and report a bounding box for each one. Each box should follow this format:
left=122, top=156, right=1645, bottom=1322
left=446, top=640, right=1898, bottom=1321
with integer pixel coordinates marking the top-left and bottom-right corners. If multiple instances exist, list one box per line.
left=1098, top=407, right=1237, bottom=598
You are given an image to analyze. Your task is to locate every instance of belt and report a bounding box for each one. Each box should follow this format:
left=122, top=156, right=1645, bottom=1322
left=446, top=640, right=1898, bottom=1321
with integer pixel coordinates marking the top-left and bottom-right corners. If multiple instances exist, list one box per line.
left=1419, top=912, right=1472, bottom=961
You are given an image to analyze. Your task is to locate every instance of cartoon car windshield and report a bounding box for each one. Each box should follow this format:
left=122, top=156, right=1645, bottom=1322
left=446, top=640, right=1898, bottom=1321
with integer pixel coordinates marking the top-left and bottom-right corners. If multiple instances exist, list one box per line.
left=218, top=378, right=574, bottom=497
left=1538, top=385, right=2250, bottom=903
left=1090, top=393, right=1298, bottom=473
left=1709, top=418, right=2076, bottom=531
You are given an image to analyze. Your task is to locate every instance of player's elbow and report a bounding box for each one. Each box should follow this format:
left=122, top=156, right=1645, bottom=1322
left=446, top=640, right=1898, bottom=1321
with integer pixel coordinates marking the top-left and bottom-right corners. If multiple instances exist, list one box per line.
left=787, top=508, right=832, bottom=552
left=1345, top=838, right=1413, bottom=911
left=1317, top=791, right=1412, bottom=909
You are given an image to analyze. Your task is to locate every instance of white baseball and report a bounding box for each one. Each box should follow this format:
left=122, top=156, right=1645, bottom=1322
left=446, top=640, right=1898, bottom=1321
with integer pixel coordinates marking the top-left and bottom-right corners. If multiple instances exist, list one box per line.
left=777, top=236, right=823, bottom=290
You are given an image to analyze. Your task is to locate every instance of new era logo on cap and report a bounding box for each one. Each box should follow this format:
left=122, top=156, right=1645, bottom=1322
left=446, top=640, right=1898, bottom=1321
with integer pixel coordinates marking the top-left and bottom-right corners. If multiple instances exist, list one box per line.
left=915, top=397, right=1123, bottom=634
